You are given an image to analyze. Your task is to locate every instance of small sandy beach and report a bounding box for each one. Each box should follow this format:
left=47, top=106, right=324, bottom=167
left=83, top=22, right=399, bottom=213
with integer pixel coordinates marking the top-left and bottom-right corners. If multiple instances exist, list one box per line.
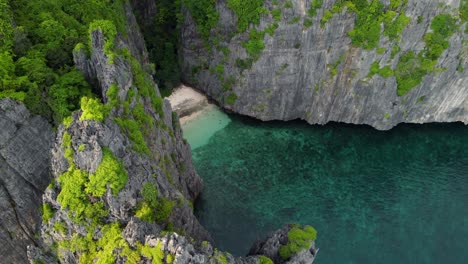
left=167, top=85, right=214, bottom=125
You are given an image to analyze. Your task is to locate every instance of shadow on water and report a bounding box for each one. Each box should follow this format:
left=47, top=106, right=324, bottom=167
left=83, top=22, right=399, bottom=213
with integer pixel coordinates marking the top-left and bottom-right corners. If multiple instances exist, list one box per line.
left=187, top=113, right=468, bottom=264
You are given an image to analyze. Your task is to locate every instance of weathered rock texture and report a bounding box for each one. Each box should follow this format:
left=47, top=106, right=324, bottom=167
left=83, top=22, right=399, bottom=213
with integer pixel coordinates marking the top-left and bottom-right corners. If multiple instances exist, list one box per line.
left=26, top=2, right=316, bottom=263
left=181, top=0, right=467, bottom=130
left=0, top=99, right=54, bottom=264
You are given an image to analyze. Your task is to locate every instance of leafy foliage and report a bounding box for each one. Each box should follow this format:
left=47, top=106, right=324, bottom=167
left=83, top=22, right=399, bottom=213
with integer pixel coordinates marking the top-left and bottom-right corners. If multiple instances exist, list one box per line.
left=368, top=61, right=394, bottom=78
left=225, top=93, right=238, bottom=105
left=182, top=0, right=219, bottom=39
left=42, top=203, right=55, bottom=223
left=395, top=14, right=457, bottom=96
left=134, top=0, right=182, bottom=93
left=322, top=0, right=409, bottom=49
left=80, top=97, right=106, bottom=122
left=88, top=20, right=117, bottom=64
left=1, top=0, right=126, bottom=123
left=136, top=183, right=175, bottom=223
left=115, top=117, right=151, bottom=155
left=86, top=148, right=128, bottom=196
left=227, top=0, right=266, bottom=32
left=259, top=255, right=274, bottom=264
left=279, top=225, right=317, bottom=260
left=308, top=0, right=323, bottom=18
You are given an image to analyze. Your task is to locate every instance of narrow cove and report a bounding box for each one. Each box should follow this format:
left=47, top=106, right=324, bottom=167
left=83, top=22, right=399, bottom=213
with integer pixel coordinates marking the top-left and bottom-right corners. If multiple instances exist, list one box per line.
left=182, top=108, right=468, bottom=264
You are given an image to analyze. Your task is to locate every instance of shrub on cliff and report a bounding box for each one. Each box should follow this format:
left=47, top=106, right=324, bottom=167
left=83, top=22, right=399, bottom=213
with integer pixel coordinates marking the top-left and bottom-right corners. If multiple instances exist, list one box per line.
left=279, top=225, right=317, bottom=260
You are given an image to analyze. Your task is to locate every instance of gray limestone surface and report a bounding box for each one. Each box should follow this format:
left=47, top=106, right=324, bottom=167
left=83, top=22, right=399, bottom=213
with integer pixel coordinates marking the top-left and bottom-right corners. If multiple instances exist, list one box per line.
left=181, top=0, right=467, bottom=130
left=0, top=98, right=54, bottom=264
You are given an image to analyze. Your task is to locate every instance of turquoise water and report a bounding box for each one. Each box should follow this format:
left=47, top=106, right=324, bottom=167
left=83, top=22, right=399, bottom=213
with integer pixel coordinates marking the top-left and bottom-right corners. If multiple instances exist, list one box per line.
left=181, top=106, right=231, bottom=149
left=184, top=114, right=468, bottom=264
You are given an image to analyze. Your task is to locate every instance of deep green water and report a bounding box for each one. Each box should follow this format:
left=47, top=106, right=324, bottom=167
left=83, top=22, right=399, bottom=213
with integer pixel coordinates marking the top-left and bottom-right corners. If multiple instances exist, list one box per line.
left=184, top=111, right=468, bottom=264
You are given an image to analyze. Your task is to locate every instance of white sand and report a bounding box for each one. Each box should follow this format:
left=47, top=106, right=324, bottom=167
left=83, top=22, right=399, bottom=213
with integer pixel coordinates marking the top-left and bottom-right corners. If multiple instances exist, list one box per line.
left=167, top=85, right=214, bottom=125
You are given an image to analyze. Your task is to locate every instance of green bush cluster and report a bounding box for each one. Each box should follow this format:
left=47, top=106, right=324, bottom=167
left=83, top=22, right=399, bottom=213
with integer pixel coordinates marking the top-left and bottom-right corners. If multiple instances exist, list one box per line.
left=322, top=0, right=409, bottom=49
left=182, top=0, right=219, bottom=39
left=88, top=20, right=117, bottom=64
left=79, top=97, right=107, bottom=122
left=258, top=255, right=274, bottom=264
left=329, top=54, right=345, bottom=76
left=135, top=183, right=175, bottom=223
left=460, top=0, right=468, bottom=32
left=54, top=135, right=165, bottom=263
left=227, top=0, right=266, bottom=32
left=122, top=48, right=164, bottom=118
left=59, top=222, right=163, bottom=264
left=395, top=14, right=457, bottom=96
left=308, top=0, right=323, bottom=18
left=368, top=61, right=394, bottom=78
left=135, top=0, right=182, bottom=93
left=225, top=93, right=238, bottom=105
left=243, top=29, right=267, bottom=59
left=279, top=225, right=317, bottom=260
left=115, top=118, right=151, bottom=155
left=41, top=203, right=55, bottom=223
left=86, top=148, right=128, bottom=197
left=0, top=0, right=126, bottom=124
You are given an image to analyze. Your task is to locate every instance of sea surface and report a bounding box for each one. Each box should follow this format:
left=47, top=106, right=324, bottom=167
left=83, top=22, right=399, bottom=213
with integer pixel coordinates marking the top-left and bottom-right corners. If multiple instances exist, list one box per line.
left=182, top=108, right=468, bottom=264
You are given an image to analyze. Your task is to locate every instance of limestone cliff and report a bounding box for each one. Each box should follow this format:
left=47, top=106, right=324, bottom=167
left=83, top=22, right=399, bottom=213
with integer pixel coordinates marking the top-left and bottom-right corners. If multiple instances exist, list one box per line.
left=24, top=2, right=317, bottom=263
left=180, top=0, right=468, bottom=130
left=0, top=99, right=54, bottom=264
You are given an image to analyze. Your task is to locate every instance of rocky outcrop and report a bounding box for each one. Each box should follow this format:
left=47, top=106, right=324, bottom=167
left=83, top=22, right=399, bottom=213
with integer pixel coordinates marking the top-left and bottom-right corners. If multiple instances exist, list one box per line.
left=0, top=99, right=54, bottom=264
left=249, top=225, right=318, bottom=264
left=26, top=2, right=317, bottom=263
left=181, top=0, right=467, bottom=130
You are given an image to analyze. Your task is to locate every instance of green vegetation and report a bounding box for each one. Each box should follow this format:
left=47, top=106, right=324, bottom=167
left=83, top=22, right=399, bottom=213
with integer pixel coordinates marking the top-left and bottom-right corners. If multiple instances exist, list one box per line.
left=88, top=20, right=117, bottom=64
left=227, top=0, right=266, bottom=32
left=0, top=0, right=125, bottom=124
left=259, top=255, right=274, bottom=264
left=395, top=14, right=457, bottom=96
left=54, top=129, right=167, bottom=263
left=78, top=144, right=85, bottom=151
left=461, top=0, right=468, bottom=32
left=139, top=242, right=164, bottom=263
left=136, top=183, right=175, bottom=223
left=122, top=48, right=164, bottom=118
left=279, top=225, right=317, bottom=260
left=225, top=93, right=238, bottom=105
left=86, top=148, right=128, bottom=196
left=54, top=221, right=67, bottom=234
left=394, top=52, right=427, bottom=96
left=329, top=54, right=345, bottom=76
left=115, top=118, right=151, bottom=155
left=321, top=0, right=409, bottom=49
left=79, top=97, right=106, bottom=122
left=183, top=0, right=219, bottom=39
left=368, top=62, right=393, bottom=78
left=377, top=47, right=386, bottom=54
left=244, top=29, right=267, bottom=59
left=41, top=203, right=55, bottom=223
left=308, top=0, right=324, bottom=18
left=214, top=252, right=228, bottom=264
left=135, top=0, right=182, bottom=93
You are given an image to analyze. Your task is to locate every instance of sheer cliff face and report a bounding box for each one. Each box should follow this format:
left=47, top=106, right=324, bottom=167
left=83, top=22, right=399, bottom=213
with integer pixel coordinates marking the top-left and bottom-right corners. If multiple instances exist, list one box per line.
left=0, top=99, right=54, bottom=264
left=180, top=0, right=468, bottom=130
left=27, top=3, right=316, bottom=263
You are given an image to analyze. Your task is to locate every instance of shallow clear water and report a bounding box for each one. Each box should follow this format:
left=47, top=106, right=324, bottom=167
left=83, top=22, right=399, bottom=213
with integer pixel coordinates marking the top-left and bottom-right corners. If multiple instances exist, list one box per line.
left=184, top=113, right=468, bottom=264
left=181, top=106, right=231, bottom=149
